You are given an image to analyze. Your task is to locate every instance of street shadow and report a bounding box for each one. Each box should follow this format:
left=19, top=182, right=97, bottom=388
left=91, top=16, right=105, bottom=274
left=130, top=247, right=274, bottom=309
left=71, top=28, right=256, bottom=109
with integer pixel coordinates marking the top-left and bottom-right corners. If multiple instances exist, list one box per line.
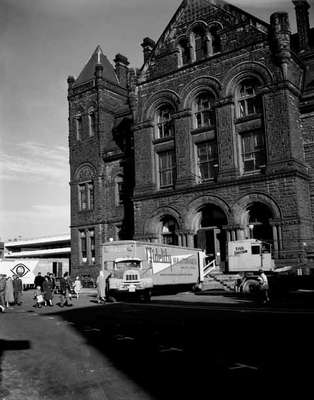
left=0, top=339, right=31, bottom=398
left=49, top=300, right=314, bottom=398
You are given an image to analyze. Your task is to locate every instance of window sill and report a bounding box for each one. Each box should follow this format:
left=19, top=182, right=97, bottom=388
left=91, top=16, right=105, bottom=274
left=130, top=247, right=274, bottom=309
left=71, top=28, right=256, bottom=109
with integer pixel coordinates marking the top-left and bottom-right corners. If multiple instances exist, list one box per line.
left=241, top=169, right=264, bottom=176
left=235, top=113, right=262, bottom=124
left=191, top=126, right=215, bottom=135
left=153, top=136, right=174, bottom=145
left=197, top=178, right=216, bottom=184
left=159, top=185, right=174, bottom=191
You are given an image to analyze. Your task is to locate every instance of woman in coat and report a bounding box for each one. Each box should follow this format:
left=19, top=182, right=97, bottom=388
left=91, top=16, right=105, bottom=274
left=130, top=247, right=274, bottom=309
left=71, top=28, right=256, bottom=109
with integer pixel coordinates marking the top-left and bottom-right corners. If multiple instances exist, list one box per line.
left=5, top=276, right=14, bottom=307
left=42, top=275, right=53, bottom=306
left=96, top=270, right=107, bottom=303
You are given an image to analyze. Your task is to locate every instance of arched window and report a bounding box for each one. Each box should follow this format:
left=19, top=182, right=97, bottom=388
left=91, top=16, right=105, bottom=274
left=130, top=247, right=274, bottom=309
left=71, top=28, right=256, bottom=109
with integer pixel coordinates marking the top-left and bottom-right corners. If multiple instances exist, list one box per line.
left=193, top=26, right=207, bottom=61
left=178, top=38, right=190, bottom=66
left=158, top=150, right=176, bottom=188
left=88, top=108, right=96, bottom=137
left=76, top=165, right=95, bottom=211
left=209, top=27, right=221, bottom=54
left=78, top=181, right=94, bottom=211
left=155, top=105, right=174, bottom=139
left=192, top=93, right=215, bottom=129
left=196, top=141, right=218, bottom=181
left=161, top=216, right=179, bottom=245
left=236, top=79, right=262, bottom=118
left=75, top=113, right=83, bottom=140
left=240, top=130, right=266, bottom=173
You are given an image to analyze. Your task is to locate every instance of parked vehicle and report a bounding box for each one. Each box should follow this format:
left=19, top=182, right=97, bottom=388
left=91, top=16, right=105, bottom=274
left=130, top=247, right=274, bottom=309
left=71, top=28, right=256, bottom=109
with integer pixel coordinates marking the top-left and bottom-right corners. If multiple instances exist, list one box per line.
left=101, top=240, right=206, bottom=301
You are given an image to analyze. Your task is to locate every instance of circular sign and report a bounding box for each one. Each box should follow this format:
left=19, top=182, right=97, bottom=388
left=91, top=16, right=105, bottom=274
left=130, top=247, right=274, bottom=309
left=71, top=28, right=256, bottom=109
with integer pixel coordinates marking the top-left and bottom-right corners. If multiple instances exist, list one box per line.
left=11, top=263, right=30, bottom=277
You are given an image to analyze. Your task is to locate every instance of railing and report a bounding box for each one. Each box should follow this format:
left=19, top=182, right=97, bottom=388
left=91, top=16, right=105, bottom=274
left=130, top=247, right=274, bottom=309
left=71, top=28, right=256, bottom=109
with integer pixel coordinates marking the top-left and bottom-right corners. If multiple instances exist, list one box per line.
left=203, top=259, right=217, bottom=278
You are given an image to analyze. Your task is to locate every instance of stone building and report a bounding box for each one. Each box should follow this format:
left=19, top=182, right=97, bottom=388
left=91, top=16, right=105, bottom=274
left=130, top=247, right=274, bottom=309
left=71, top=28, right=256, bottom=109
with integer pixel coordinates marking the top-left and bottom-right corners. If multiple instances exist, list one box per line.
left=67, top=0, right=314, bottom=278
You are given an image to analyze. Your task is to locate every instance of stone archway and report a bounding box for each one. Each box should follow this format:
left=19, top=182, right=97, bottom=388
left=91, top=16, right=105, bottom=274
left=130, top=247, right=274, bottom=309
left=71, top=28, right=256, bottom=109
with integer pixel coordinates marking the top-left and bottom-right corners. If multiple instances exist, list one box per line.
left=247, top=202, right=274, bottom=243
left=233, top=193, right=282, bottom=257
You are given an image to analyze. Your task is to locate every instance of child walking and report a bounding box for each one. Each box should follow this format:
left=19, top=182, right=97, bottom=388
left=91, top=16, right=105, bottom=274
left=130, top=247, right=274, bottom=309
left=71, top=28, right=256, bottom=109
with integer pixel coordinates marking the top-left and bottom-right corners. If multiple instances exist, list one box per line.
left=73, top=276, right=82, bottom=299
left=33, top=286, right=45, bottom=308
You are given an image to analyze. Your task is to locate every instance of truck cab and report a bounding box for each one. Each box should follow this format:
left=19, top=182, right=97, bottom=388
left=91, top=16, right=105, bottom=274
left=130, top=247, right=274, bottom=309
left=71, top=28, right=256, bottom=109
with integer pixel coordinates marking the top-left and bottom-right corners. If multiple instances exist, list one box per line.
left=105, top=257, right=153, bottom=301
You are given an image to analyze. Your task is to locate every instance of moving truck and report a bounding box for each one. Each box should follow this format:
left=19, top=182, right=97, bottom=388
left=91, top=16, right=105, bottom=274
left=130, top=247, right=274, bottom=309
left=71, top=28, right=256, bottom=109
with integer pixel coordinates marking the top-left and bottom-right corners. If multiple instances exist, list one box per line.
left=228, top=239, right=274, bottom=273
left=226, top=239, right=276, bottom=295
left=101, top=241, right=206, bottom=301
left=0, top=258, right=69, bottom=288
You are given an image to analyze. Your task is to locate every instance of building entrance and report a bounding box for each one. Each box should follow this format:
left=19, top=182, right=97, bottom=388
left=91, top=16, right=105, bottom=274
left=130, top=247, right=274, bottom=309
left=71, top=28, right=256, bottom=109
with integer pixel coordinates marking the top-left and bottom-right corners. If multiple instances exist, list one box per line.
left=194, top=204, right=228, bottom=268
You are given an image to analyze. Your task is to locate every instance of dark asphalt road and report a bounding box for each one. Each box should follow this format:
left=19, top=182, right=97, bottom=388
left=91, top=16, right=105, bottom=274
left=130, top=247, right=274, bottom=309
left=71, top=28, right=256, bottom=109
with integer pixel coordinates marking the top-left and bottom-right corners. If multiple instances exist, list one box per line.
left=1, top=289, right=314, bottom=399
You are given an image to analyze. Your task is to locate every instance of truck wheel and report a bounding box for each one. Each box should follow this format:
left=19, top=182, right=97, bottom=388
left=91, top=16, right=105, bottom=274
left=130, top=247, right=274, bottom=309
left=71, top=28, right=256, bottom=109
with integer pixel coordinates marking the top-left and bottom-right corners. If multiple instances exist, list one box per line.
left=242, top=279, right=260, bottom=295
left=142, top=290, right=151, bottom=302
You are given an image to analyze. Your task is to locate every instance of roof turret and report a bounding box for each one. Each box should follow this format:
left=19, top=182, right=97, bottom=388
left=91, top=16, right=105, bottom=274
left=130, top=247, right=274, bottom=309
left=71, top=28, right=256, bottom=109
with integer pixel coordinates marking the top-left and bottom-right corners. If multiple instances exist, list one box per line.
left=73, top=45, right=118, bottom=87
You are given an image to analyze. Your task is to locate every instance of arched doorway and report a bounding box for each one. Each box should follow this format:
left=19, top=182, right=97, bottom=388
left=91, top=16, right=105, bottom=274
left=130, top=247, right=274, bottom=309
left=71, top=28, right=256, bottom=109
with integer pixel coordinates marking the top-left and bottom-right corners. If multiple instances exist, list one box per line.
left=247, top=202, right=273, bottom=245
left=194, top=204, right=228, bottom=266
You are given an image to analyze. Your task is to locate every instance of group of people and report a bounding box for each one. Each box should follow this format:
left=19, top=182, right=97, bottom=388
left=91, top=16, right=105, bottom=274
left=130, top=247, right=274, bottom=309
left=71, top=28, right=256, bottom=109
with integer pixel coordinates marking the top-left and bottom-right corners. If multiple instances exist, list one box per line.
left=33, top=272, right=57, bottom=308
left=33, top=272, right=83, bottom=308
left=0, top=273, right=23, bottom=312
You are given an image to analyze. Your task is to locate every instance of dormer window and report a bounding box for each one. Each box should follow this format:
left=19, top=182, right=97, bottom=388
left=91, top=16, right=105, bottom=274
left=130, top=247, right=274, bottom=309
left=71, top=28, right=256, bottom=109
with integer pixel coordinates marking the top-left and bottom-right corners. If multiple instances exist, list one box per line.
left=236, top=79, right=262, bottom=119
left=155, top=105, right=174, bottom=139
left=193, top=93, right=215, bottom=129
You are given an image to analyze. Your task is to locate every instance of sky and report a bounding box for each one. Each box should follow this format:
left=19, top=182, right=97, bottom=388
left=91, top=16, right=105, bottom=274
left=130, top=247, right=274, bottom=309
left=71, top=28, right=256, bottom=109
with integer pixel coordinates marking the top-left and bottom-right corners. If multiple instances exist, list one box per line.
left=0, top=0, right=313, bottom=242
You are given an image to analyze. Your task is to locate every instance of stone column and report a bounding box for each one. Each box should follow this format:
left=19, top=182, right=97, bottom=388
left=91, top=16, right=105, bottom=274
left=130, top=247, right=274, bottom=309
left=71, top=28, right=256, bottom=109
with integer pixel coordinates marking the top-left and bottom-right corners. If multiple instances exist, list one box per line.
left=173, top=110, right=195, bottom=188
left=205, top=36, right=213, bottom=56
left=215, top=98, right=238, bottom=181
left=271, top=224, right=279, bottom=258
left=133, top=121, right=155, bottom=196
left=186, top=232, right=195, bottom=248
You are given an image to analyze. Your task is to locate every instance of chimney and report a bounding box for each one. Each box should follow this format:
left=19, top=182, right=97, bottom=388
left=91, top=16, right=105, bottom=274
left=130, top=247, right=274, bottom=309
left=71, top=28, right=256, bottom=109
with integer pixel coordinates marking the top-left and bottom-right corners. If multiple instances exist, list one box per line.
left=270, top=12, right=291, bottom=78
left=67, top=75, right=75, bottom=89
left=114, top=54, right=129, bottom=88
left=293, top=0, right=310, bottom=51
left=94, top=63, right=103, bottom=80
left=141, top=37, right=155, bottom=64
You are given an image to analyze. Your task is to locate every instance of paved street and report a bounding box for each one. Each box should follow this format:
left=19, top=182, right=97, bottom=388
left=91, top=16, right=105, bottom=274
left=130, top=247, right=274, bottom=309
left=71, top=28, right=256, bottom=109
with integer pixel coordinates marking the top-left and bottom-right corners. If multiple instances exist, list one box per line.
left=1, top=288, right=314, bottom=399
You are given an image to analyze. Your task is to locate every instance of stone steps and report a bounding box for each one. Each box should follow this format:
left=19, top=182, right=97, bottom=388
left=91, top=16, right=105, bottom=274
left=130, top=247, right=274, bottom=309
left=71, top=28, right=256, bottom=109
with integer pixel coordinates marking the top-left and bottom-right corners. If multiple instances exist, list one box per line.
left=202, top=272, right=239, bottom=292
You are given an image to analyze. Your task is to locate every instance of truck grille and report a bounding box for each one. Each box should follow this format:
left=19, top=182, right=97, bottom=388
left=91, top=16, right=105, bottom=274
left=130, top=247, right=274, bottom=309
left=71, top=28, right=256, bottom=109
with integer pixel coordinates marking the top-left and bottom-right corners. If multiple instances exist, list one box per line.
left=125, top=274, right=139, bottom=281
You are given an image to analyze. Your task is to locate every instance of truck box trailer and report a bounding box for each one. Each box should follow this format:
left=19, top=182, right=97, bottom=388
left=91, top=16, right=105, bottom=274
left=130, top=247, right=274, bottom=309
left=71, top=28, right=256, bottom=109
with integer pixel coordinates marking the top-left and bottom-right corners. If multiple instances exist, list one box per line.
left=0, top=258, right=69, bottom=287
left=101, top=241, right=206, bottom=300
left=228, top=239, right=274, bottom=273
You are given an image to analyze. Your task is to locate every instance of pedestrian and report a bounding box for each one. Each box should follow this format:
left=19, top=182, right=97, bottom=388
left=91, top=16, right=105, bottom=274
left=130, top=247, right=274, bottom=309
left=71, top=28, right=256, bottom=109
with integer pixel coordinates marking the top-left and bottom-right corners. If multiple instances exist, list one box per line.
left=34, top=272, right=45, bottom=291
left=33, top=286, right=45, bottom=308
left=96, top=270, right=111, bottom=303
left=59, top=272, right=72, bottom=307
left=43, top=275, right=54, bottom=306
left=73, top=276, right=82, bottom=299
left=5, top=276, right=14, bottom=307
left=49, top=273, right=56, bottom=300
left=257, top=269, right=270, bottom=304
left=0, top=274, right=7, bottom=313
left=13, top=275, right=23, bottom=305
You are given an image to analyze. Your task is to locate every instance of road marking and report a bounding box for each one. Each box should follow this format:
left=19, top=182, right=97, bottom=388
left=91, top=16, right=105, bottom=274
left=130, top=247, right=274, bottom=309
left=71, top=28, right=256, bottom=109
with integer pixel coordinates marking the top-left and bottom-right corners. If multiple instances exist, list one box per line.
left=114, top=335, right=135, bottom=341
left=132, top=302, right=314, bottom=315
left=229, top=363, right=258, bottom=371
left=159, top=346, right=183, bottom=353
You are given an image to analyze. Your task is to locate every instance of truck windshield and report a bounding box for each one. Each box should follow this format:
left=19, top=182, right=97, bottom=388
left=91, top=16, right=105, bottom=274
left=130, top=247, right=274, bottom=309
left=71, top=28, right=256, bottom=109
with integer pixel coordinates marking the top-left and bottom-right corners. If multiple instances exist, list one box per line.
left=115, top=260, right=141, bottom=270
